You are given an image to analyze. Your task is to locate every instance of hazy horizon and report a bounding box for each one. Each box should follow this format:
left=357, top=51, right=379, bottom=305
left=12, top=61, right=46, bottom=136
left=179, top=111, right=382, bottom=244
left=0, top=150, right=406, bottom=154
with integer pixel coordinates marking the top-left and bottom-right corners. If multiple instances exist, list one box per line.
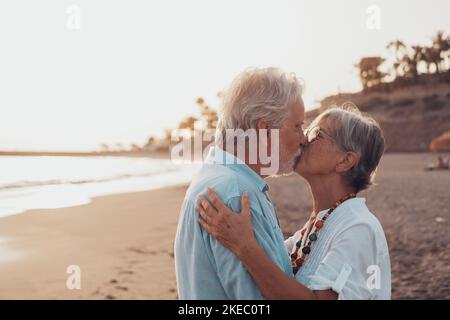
left=1, top=0, right=449, bottom=152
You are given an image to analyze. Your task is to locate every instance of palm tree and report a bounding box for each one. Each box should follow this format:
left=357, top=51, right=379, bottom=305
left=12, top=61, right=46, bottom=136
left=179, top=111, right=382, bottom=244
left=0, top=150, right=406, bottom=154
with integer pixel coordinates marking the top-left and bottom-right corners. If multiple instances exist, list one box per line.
left=158, top=129, right=172, bottom=152
left=164, top=129, right=172, bottom=141
left=419, top=31, right=450, bottom=73
left=100, top=143, right=110, bottom=152
left=130, top=143, right=141, bottom=152
left=412, top=45, right=425, bottom=73
left=386, top=40, right=407, bottom=78
left=180, top=116, right=198, bottom=130
left=143, top=137, right=155, bottom=151
left=422, top=46, right=443, bottom=73
left=196, top=96, right=218, bottom=130
left=432, top=30, right=450, bottom=71
left=196, top=97, right=205, bottom=106
left=402, top=45, right=424, bottom=78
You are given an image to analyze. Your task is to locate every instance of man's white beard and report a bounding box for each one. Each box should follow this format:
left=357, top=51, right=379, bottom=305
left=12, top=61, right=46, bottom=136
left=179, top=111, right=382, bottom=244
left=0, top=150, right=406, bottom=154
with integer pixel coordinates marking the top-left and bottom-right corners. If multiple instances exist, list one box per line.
left=274, top=144, right=302, bottom=176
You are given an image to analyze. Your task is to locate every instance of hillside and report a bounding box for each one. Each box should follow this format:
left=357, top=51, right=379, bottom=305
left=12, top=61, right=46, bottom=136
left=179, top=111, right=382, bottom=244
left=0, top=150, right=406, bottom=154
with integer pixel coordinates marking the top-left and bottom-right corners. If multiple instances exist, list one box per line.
left=306, top=72, right=450, bottom=152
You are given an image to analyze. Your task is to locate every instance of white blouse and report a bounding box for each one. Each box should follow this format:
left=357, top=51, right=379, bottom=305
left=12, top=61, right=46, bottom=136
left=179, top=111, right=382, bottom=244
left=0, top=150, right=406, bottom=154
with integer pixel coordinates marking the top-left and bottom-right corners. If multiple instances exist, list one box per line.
left=284, top=198, right=391, bottom=300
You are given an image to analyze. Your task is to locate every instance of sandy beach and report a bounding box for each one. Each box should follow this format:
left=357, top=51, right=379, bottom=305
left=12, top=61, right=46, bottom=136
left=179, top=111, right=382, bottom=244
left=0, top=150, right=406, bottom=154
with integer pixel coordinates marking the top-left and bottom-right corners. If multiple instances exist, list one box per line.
left=0, top=153, right=449, bottom=299
left=0, top=185, right=186, bottom=299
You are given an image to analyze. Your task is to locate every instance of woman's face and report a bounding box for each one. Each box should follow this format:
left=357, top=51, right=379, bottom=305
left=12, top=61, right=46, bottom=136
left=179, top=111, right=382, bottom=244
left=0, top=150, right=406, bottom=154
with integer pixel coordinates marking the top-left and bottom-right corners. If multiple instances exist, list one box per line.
left=294, top=119, right=343, bottom=178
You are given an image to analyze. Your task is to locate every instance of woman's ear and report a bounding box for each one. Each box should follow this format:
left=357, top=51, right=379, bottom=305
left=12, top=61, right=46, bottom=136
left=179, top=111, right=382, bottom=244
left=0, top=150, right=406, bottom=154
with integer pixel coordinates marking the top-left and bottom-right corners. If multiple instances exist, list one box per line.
left=336, top=151, right=358, bottom=173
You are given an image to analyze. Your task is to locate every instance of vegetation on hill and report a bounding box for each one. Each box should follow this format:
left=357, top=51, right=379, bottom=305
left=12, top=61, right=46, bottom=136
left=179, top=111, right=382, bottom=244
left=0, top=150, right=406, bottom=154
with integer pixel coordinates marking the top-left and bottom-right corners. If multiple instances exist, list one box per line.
left=313, top=31, right=450, bottom=153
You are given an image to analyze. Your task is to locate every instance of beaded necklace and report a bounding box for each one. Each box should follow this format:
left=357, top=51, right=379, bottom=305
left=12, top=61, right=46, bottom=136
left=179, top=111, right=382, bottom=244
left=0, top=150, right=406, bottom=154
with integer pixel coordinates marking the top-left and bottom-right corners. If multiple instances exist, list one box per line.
left=290, top=193, right=356, bottom=275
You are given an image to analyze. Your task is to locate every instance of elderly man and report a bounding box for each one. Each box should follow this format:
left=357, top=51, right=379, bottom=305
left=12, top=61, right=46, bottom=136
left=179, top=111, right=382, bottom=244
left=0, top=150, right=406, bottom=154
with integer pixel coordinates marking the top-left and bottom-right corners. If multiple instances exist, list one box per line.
left=174, top=67, right=307, bottom=299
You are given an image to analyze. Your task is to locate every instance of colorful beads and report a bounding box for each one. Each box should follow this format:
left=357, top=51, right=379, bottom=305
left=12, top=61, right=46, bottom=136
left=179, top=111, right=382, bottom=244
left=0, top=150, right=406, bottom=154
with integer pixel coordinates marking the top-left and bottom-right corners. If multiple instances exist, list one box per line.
left=309, top=233, right=318, bottom=241
left=290, top=192, right=357, bottom=275
left=295, top=258, right=304, bottom=267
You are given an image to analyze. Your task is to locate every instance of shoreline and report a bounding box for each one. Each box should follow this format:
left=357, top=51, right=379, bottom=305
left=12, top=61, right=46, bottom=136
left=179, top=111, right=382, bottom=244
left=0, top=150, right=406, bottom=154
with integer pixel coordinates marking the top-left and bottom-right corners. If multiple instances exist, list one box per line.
left=0, top=151, right=171, bottom=159
left=0, top=184, right=188, bottom=299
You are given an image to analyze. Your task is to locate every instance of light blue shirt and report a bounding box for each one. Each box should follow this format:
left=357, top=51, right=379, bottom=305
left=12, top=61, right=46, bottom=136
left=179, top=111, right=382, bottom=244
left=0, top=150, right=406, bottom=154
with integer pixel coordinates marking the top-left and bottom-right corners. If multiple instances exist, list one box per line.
left=174, top=146, right=293, bottom=299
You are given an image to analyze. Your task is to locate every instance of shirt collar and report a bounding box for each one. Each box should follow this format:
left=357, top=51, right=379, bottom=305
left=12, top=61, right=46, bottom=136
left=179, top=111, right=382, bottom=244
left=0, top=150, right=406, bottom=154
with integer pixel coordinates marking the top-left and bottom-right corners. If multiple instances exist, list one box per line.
left=316, top=197, right=366, bottom=219
left=205, top=146, right=269, bottom=192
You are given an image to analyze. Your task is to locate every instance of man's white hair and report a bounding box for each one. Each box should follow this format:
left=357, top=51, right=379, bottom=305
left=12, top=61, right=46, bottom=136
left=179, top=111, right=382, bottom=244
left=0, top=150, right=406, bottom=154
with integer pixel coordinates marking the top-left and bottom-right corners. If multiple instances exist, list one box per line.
left=215, top=67, right=304, bottom=146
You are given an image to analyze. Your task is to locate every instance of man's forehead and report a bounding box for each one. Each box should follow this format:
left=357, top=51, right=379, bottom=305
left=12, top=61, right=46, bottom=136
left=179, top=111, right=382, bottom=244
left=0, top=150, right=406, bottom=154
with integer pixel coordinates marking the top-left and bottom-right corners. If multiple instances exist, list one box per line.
left=291, top=99, right=305, bottom=119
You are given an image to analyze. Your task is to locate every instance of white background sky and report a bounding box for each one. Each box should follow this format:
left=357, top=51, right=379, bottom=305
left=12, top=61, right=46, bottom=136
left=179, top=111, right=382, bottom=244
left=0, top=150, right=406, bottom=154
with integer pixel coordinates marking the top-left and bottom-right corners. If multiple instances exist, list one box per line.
left=0, top=0, right=449, bottom=151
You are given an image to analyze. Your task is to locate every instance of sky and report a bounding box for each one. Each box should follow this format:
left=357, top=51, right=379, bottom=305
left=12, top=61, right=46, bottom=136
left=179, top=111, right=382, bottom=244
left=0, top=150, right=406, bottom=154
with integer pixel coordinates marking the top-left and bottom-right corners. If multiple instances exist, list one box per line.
left=0, top=0, right=449, bottom=151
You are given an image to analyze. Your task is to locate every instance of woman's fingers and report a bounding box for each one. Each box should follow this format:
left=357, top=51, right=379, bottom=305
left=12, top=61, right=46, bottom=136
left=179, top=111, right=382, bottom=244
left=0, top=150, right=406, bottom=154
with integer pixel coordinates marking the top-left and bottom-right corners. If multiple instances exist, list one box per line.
left=241, top=192, right=250, bottom=217
left=196, top=204, right=208, bottom=223
left=196, top=195, right=219, bottom=226
left=197, top=195, right=218, bottom=214
left=206, top=188, right=227, bottom=212
left=197, top=195, right=210, bottom=211
left=197, top=190, right=257, bottom=254
left=198, top=217, right=214, bottom=236
left=196, top=199, right=218, bottom=238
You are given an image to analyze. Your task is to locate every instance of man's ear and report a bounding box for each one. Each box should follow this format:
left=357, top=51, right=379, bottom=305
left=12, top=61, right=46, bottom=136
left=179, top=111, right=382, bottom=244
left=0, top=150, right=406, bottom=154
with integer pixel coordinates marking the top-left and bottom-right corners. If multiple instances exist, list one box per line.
left=257, top=119, right=270, bottom=139
left=257, top=119, right=268, bottom=130
left=336, top=151, right=358, bottom=173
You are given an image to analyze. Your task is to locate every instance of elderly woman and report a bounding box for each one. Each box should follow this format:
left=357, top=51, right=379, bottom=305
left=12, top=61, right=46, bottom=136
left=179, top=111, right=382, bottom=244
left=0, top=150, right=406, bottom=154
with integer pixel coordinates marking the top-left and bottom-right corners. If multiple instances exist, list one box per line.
left=197, top=106, right=391, bottom=300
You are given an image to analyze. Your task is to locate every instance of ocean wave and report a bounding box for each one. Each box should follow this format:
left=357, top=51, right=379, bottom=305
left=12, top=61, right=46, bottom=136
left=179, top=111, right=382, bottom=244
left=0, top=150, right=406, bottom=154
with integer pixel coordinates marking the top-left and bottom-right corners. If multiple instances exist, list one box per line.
left=0, top=167, right=179, bottom=192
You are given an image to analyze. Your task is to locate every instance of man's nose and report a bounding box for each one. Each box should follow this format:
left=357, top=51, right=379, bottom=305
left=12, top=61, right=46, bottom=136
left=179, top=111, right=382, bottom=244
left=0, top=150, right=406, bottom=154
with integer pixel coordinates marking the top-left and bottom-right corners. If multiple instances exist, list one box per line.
left=299, top=130, right=307, bottom=146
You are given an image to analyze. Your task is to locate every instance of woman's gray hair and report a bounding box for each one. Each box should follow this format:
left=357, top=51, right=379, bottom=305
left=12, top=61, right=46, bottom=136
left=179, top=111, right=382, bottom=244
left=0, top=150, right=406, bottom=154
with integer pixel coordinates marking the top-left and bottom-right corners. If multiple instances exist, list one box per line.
left=215, top=67, right=303, bottom=145
left=309, top=103, right=385, bottom=192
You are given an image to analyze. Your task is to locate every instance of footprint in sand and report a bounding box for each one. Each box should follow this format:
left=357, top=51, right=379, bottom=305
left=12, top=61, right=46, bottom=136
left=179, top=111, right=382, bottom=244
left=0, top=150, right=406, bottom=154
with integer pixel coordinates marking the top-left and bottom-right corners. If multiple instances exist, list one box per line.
left=92, top=288, right=117, bottom=300
left=115, top=286, right=128, bottom=291
left=119, top=270, right=134, bottom=275
left=128, top=247, right=157, bottom=255
left=128, top=247, right=147, bottom=254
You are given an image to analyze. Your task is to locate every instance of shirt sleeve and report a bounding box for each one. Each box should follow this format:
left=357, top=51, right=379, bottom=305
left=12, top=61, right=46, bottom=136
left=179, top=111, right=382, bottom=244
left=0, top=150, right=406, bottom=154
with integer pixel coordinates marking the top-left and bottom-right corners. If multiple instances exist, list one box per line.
left=307, top=223, right=378, bottom=300
left=203, top=194, right=285, bottom=300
